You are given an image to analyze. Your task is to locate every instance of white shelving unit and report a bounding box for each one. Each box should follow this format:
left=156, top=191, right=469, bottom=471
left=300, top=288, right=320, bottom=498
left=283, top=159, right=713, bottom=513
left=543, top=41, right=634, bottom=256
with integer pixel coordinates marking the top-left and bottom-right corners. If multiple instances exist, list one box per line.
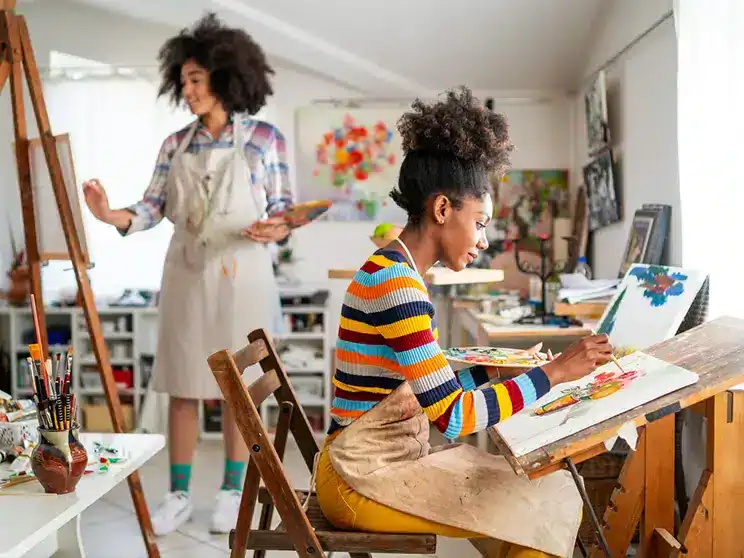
left=198, top=288, right=331, bottom=440
left=0, top=286, right=331, bottom=438
left=0, top=306, right=158, bottom=432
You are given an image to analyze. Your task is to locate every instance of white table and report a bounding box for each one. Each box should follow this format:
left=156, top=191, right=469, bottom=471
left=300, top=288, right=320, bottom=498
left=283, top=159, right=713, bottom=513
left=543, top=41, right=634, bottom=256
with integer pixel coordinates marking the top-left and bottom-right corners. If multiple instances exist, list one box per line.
left=0, top=432, right=164, bottom=558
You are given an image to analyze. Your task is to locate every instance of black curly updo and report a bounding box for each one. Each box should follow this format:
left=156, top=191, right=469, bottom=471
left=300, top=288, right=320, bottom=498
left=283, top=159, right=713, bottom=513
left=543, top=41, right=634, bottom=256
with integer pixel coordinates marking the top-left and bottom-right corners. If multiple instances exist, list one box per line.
left=157, top=12, right=274, bottom=115
left=390, top=86, right=513, bottom=225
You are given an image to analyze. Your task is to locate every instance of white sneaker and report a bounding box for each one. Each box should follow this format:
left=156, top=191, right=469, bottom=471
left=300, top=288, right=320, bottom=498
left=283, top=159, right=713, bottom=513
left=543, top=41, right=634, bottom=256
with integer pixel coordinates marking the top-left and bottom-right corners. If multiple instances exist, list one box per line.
left=210, top=489, right=242, bottom=534
left=151, top=491, right=193, bottom=536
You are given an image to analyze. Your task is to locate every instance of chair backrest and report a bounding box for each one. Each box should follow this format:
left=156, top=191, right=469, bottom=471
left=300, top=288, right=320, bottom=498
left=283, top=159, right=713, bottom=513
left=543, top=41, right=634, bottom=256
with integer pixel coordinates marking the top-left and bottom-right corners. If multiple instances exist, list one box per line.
left=208, top=328, right=324, bottom=557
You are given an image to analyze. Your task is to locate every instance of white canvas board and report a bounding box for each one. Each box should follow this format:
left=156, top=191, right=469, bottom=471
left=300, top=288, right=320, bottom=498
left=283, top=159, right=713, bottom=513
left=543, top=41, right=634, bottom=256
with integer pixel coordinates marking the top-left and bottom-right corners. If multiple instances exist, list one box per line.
left=23, top=134, right=90, bottom=261
left=495, top=352, right=699, bottom=457
left=595, top=264, right=708, bottom=353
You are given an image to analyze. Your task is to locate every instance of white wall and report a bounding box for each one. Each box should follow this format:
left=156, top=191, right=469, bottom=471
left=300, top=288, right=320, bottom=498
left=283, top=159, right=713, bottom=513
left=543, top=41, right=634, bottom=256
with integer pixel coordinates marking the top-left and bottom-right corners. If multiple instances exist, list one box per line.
left=572, top=1, right=679, bottom=278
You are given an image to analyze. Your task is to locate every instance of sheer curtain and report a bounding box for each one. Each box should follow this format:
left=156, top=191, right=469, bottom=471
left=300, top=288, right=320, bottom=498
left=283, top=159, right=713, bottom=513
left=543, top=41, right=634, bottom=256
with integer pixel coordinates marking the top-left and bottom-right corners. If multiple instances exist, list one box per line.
left=675, top=0, right=744, bottom=319
left=41, top=74, right=192, bottom=300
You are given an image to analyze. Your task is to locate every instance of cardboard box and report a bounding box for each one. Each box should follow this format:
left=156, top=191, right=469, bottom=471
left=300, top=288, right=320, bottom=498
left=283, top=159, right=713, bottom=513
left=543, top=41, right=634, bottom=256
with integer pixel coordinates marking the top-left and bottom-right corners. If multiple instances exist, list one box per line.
left=82, top=403, right=134, bottom=432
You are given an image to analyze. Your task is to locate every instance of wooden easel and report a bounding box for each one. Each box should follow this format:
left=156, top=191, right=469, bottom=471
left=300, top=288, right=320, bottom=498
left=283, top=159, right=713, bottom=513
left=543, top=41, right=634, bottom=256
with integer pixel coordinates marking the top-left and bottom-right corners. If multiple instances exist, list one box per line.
left=489, top=316, right=744, bottom=558
left=0, top=2, right=159, bottom=555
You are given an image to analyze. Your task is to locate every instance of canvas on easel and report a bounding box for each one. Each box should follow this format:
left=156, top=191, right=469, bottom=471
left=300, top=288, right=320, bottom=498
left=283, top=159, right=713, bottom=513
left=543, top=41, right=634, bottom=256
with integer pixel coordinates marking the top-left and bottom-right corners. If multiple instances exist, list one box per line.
left=19, top=133, right=91, bottom=264
left=595, top=263, right=708, bottom=356
left=494, top=351, right=699, bottom=457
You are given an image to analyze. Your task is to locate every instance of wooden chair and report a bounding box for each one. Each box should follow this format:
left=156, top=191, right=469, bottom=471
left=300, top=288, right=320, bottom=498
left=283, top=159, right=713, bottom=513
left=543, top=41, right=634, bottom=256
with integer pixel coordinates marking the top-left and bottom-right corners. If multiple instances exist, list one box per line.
left=207, top=328, right=437, bottom=558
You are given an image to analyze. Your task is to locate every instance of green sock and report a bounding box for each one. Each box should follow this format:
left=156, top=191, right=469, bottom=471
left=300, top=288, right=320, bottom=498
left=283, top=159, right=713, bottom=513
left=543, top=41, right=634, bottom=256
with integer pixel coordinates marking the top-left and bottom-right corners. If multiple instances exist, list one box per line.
left=221, top=459, right=246, bottom=491
left=170, top=463, right=192, bottom=493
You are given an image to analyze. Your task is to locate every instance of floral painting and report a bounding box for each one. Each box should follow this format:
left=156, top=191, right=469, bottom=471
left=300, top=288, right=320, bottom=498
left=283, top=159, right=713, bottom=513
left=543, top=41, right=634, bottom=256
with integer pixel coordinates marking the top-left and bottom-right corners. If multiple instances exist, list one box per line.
left=595, top=264, right=706, bottom=353
left=296, top=106, right=408, bottom=222
left=495, top=352, right=699, bottom=457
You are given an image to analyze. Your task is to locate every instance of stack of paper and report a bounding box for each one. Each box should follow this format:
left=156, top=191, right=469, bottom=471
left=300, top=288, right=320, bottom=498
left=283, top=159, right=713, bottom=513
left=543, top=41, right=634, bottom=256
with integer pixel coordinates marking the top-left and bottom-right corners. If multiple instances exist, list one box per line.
left=558, top=273, right=620, bottom=304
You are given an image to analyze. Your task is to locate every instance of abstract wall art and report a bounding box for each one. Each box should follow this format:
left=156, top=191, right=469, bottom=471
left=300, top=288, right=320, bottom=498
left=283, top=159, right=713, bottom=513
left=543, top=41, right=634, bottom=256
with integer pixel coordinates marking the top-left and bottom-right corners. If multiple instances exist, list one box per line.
left=295, top=106, right=408, bottom=222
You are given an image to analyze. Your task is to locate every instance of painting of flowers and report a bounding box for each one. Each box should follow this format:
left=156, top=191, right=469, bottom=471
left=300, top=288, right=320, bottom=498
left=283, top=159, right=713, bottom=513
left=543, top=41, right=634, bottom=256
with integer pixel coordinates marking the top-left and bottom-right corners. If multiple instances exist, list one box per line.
left=595, top=264, right=707, bottom=353
left=296, top=106, right=408, bottom=222
left=495, top=351, right=699, bottom=457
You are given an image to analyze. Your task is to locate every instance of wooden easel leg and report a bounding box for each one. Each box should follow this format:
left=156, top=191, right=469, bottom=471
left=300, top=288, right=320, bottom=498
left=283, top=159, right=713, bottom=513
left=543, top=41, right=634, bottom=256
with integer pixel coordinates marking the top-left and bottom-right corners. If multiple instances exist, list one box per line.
left=3, top=12, right=159, bottom=557
left=677, top=391, right=744, bottom=557
left=641, top=414, right=675, bottom=555
left=589, top=429, right=646, bottom=558
left=3, top=11, right=48, bottom=353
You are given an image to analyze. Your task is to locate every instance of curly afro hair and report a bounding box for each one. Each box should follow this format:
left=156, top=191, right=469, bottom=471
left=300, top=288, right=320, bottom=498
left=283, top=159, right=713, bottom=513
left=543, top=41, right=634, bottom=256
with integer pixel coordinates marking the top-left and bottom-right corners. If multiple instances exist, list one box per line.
left=157, top=12, right=274, bottom=115
left=390, top=86, right=514, bottom=225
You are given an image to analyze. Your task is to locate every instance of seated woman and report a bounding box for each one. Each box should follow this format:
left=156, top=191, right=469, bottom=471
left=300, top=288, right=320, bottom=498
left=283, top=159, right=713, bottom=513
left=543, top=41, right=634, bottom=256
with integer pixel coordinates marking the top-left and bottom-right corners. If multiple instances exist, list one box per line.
left=315, top=87, right=613, bottom=558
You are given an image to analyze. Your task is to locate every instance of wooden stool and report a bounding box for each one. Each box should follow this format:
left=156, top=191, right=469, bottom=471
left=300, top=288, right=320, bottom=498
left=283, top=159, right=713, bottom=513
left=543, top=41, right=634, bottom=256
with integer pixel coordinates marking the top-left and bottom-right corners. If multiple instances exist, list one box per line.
left=207, top=328, right=437, bottom=558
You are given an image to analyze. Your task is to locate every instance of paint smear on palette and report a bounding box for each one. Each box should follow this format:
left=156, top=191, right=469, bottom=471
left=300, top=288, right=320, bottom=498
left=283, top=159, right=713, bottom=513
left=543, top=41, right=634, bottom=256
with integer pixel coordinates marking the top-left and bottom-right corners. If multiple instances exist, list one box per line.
left=443, top=346, right=547, bottom=367
left=628, top=265, right=687, bottom=307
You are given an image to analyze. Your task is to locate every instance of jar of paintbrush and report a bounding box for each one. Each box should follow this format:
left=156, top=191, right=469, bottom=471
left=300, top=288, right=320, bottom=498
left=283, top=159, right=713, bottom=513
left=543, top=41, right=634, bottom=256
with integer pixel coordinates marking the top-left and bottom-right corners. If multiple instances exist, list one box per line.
left=26, top=344, right=87, bottom=494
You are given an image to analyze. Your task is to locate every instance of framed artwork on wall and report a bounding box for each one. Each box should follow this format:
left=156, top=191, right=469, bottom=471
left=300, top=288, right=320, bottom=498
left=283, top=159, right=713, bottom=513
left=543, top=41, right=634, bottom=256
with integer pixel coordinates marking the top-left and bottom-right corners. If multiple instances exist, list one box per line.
left=583, top=149, right=620, bottom=231
left=584, top=70, right=611, bottom=155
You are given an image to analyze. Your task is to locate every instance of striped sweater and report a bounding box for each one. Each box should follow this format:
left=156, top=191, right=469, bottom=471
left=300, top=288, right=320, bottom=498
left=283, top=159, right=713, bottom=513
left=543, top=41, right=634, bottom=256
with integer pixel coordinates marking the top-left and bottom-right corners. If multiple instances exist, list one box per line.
left=329, top=249, right=552, bottom=439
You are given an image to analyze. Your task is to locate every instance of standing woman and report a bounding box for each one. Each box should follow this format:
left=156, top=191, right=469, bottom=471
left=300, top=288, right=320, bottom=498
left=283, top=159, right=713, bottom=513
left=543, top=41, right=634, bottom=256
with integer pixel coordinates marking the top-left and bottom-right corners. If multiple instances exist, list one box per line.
left=82, top=13, right=292, bottom=535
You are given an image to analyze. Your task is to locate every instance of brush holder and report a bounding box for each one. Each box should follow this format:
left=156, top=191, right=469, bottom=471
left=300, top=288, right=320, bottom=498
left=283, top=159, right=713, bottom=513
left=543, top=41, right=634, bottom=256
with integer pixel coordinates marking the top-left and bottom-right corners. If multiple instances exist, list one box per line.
left=30, top=426, right=87, bottom=494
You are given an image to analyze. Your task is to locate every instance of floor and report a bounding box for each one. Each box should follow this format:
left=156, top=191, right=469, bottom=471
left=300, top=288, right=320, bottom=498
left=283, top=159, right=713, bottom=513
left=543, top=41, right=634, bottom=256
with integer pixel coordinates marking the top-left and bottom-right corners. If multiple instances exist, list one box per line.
left=80, top=437, right=589, bottom=558
left=80, top=437, right=492, bottom=558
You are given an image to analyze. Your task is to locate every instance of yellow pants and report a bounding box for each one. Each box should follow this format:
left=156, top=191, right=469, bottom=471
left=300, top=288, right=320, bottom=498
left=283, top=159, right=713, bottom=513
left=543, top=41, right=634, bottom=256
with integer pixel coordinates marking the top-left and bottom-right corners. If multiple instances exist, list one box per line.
left=315, top=438, right=557, bottom=558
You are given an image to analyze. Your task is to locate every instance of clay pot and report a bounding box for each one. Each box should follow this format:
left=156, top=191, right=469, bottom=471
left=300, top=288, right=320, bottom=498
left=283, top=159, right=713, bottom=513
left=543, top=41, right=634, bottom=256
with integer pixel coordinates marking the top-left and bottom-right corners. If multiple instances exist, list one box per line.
left=31, top=428, right=88, bottom=494
left=7, top=265, right=30, bottom=306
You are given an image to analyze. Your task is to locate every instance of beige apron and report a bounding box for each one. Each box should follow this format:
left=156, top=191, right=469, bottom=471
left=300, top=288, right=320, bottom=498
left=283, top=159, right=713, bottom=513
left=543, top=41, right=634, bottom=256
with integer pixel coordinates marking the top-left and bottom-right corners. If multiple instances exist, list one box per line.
left=152, top=116, right=281, bottom=399
left=327, top=383, right=583, bottom=558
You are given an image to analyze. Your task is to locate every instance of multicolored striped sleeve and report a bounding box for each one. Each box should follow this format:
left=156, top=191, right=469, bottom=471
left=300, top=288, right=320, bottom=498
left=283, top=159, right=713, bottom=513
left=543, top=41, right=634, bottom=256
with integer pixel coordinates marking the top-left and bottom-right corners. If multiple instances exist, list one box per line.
left=456, top=366, right=491, bottom=391
left=259, top=124, right=293, bottom=216
left=350, top=260, right=551, bottom=439
left=121, top=134, right=178, bottom=236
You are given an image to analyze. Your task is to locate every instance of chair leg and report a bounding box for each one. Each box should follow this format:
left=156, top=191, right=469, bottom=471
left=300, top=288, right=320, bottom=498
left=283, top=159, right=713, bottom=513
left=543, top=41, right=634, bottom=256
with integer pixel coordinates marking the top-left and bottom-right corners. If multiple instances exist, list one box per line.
left=230, top=458, right=262, bottom=558
left=253, top=500, right=274, bottom=558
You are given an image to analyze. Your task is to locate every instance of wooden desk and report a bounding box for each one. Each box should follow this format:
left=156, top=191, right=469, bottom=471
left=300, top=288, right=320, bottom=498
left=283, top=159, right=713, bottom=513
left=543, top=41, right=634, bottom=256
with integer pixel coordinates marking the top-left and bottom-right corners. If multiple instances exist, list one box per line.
left=488, top=316, right=744, bottom=557
left=328, top=266, right=504, bottom=286
left=453, top=306, right=594, bottom=348
left=554, top=299, right=610, bottom=319
left=0, top=432, right=164, bottom=558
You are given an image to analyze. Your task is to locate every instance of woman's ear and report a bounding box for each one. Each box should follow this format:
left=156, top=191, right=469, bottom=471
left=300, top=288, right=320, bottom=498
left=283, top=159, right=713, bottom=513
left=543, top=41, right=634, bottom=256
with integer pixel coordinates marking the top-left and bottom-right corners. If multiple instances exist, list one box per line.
left=432, top=194, right=452, bottom=225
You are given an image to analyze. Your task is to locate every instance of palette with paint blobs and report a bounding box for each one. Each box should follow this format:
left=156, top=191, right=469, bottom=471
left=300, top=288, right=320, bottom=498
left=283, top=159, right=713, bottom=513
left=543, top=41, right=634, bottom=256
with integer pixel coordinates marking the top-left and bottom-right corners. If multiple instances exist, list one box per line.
left=443, top=346, right=549, bottom=368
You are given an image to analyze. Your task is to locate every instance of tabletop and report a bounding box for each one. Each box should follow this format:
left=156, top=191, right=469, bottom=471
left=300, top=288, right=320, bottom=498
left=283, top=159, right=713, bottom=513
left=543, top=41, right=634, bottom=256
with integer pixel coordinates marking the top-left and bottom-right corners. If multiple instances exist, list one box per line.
left=0, top=432, right=165, bottom=558
left=328, top=266, right=504, bottom=286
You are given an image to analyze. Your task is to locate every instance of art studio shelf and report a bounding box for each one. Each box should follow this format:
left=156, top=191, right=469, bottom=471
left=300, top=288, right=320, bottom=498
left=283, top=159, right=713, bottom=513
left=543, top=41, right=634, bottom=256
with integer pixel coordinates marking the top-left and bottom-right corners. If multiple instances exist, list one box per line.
left=0, top=286, right=332, bottom=439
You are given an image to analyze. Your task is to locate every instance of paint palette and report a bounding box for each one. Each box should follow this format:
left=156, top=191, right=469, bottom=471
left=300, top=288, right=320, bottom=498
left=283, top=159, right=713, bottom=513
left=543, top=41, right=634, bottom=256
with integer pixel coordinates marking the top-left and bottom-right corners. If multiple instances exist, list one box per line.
left=275, top=200, right=332, bottom=229
left=443, top=346, right=549, bottom=368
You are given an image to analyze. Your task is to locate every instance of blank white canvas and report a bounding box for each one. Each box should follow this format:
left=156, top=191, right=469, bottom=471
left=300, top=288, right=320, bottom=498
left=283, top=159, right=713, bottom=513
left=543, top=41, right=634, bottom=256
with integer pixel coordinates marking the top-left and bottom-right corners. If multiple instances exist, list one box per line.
left=495, top=352, right=699, bottom=457
left=595, top=264, right=708, bottom=352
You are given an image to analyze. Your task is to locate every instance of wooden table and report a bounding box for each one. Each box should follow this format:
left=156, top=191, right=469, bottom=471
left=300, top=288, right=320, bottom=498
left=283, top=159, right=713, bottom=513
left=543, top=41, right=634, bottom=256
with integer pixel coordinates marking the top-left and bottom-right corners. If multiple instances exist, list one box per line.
left=554, top=299, right=610, bottom=320
left=453, top=306, right=594, bottom=348
left=0, top=432, right=164, bottom=558
left=488, top=316, right=744, bottom=557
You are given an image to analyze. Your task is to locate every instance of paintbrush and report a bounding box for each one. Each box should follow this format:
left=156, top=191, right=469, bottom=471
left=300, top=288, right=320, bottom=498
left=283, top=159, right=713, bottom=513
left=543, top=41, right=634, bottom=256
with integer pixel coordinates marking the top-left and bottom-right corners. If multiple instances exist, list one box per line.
left=590, top=328, right=625, bottom=374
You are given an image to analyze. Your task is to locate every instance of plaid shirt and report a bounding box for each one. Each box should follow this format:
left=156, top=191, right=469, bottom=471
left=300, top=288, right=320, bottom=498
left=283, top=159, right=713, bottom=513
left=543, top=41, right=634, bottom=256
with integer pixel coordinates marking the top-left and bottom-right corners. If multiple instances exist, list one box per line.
left=124, top=115, right=293, bottom=235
